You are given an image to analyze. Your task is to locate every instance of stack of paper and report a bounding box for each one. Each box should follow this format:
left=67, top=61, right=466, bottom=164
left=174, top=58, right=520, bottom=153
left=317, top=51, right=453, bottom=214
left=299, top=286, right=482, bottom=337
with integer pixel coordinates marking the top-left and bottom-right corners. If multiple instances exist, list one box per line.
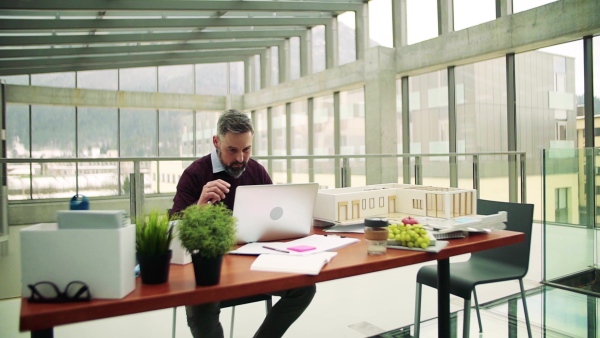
left=250, top=252, right=338, bottom=275
left=231, top=234, right=359, bottom=275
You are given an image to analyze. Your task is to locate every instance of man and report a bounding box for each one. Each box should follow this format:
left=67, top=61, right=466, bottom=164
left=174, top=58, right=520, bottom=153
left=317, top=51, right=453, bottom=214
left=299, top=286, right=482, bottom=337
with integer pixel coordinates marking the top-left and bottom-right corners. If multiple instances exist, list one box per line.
left=171, top=109, right=316, bottom=338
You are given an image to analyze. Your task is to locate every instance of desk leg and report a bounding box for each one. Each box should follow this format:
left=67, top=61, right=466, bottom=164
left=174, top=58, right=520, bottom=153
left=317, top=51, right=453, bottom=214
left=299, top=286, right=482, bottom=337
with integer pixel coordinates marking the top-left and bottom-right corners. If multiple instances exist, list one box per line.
left=31, top=328, right=53, bottom=338
left=437, top=258, right=450, bottom=338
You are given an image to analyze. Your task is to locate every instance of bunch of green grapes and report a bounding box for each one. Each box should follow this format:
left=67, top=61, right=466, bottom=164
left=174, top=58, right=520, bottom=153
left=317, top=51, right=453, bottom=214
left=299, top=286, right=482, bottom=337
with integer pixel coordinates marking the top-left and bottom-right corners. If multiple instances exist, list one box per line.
left=388, top=223, right=431, bottom=249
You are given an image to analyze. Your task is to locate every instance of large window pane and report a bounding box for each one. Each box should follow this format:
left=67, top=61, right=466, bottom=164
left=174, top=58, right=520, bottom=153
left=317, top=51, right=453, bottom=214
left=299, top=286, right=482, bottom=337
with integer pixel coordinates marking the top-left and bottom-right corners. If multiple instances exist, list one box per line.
left=453, top=0, right=495, bottom=31
left=271, top=105, right=287, bottom=183
left=196, top=63, right=227, bottom=95
left=159, top=65, right=194, bottom=94
left=230, top=62, right=244, bottom=95
left=196, top=111, right=218, bottom=156
left=513, top=0, right=558, bottom=13
left=407, top=0, right=437, bottom=45
left=312, top=26, right=326, bottom=74
left=290, top=100, right=309, bottom=182
left=313, top=95, right=334, bottom=188
left=521, top=41, right=580, bottom=221
left=159, top=109, right=193, bottom=156
left=78, top=107, right=118, bottom=157
left=120, top=108, right=157, bottom=157
left=7, top=104, right=30, bottom=200
left=32, top=105, right=75, bottom=157
left=338, top=11, right=357, bottom=65
left=409, top=70, right=449, bottom=187
left=368, top=0, right=392, bottom=48
left=253, top=109, right=268, bottom=157
left=455, top=58, right=507, bottom=199
left=0, top=75, right=28, bottom=85
left=340, top=88, right=366, bottom=186
left=77, top=70, right=118, bottom=91
left=120, top=67, right=157, bottom=92
left=31, top=72, right=75, bottom=88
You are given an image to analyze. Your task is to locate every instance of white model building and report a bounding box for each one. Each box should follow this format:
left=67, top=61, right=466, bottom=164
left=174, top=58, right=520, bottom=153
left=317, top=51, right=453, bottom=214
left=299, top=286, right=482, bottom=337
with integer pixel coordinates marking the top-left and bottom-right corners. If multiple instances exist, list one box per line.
left=313, top=183, right=477, bottom=224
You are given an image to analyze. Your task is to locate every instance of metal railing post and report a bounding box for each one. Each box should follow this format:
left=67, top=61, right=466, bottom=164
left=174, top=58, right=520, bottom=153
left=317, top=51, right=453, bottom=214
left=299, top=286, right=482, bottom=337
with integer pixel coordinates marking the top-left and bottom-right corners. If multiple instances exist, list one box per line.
left=129, top=161, right=145, bottom=221
left=414, top=156, right=422, bottom=185
left=340, top=157, right=351, bottom=188
left=473, top=155, right=480, bottom=199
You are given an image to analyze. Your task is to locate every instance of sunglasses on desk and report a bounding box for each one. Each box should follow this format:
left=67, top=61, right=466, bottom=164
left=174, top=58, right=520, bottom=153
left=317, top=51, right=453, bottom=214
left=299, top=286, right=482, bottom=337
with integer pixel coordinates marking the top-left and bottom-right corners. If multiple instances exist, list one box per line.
left=27, top=281, right=92, bottom=303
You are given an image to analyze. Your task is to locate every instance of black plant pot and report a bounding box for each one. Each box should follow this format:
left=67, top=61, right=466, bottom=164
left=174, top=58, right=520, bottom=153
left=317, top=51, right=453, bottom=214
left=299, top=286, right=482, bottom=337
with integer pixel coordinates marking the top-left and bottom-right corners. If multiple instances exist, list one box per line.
left=137, top=250, right=172, bottom=284
left=191, top=253, right=223, bottom=286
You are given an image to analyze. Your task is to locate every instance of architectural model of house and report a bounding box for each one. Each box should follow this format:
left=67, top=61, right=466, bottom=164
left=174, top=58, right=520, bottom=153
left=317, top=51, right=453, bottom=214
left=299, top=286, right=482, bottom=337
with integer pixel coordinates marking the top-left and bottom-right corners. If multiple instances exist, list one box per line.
left=313, top=183, right=477, bottom=224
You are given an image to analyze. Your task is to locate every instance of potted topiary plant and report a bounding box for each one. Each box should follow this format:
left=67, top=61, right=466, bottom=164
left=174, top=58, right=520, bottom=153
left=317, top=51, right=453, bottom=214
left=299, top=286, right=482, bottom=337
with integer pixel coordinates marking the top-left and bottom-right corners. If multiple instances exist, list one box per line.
left=135, top=210, right=174, bottom=284
left=177, top=203, right=237, bottom=286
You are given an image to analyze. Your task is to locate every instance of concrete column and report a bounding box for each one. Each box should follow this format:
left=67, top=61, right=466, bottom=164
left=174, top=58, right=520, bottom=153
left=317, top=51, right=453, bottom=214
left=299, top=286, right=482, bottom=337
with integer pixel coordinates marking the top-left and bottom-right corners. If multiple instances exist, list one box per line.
left=300, top=29, right=312, bottom=76
left=262, top=49, right=272, bottom=88
left=437, top=0, right=454, bottom=35
left=278, top=40, right=290, bottom=84
left=244, top=57, right=253, bottom=94
left=355, top=4, right=369, bottom=60
left=392, top=0, right=408, bottom=48
left=496, top=0, right=513, bottom=18
left=325, top=19, right=339, bottom=69
left=364, top=47, right=398, bottom=184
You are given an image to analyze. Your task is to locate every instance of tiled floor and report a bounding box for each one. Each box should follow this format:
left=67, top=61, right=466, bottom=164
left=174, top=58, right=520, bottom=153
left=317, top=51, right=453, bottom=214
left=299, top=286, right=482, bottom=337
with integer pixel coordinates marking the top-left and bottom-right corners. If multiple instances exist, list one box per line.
left=2, top=223, right=593, bottom=337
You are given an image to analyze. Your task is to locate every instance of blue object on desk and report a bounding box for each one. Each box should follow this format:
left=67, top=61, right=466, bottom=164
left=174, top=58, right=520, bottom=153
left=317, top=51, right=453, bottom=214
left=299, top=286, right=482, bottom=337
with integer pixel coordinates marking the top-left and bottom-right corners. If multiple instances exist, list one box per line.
left=69, top=195, right=89, bottom=210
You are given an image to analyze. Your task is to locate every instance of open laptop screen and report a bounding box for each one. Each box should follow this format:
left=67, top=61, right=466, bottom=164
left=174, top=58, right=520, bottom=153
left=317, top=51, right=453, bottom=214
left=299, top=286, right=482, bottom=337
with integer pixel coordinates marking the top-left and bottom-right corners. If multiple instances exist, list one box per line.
left=233, top=183, right=319, bottom=244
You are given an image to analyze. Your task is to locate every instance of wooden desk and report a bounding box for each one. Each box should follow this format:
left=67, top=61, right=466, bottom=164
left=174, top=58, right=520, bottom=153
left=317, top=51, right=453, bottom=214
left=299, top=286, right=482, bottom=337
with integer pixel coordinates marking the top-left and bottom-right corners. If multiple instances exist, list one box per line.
left=20, top=229, right=524, bottom=338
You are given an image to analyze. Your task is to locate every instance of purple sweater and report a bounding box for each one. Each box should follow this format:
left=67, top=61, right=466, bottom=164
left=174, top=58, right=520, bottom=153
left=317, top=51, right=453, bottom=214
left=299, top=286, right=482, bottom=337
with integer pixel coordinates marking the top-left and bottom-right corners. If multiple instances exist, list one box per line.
left=170, top=154, right=272, bottom=214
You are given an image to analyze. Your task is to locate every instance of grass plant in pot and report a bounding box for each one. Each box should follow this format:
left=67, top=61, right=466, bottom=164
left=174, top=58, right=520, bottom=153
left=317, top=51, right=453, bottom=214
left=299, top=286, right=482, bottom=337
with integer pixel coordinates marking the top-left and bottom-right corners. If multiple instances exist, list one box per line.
left=177, top=203, right=237, bottom=286
left=135, top=210, right=174, bottom=284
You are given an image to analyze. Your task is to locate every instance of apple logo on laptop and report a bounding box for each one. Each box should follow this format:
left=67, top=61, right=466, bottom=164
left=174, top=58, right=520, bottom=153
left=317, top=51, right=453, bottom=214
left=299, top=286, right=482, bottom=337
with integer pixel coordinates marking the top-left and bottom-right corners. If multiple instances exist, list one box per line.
left=270, top=207, right=283, bottom=220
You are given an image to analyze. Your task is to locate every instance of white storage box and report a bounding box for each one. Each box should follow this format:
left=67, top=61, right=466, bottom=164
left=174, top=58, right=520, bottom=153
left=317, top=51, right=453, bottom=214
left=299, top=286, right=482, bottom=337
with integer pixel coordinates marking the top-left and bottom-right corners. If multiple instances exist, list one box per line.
left=20, top=223, right=136, bottom=299
left=169, top=221, right=191, bottom=265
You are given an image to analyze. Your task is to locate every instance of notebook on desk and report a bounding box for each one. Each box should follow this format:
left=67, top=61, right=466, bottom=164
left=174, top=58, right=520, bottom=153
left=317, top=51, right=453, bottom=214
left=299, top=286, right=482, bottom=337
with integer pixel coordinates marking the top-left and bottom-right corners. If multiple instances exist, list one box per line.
left=233, top=182, right=319, bottom=244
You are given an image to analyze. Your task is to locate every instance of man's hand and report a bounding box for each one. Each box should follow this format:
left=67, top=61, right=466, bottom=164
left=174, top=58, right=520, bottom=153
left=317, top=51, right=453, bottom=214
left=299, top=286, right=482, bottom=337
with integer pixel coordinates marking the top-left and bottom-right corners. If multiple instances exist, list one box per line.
left=197, top=179, right=231, bottom=205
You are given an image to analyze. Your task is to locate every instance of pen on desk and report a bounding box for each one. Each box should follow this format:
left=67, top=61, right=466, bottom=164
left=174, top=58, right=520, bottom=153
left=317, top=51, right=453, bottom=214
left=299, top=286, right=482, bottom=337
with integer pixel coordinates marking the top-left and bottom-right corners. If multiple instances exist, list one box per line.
left=262, top=246, right=289, bottom=253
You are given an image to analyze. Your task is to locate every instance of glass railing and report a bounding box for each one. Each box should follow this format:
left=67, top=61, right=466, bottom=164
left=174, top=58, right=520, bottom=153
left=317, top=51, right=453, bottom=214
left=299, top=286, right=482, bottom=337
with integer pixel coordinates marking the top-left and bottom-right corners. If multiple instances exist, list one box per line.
left=542, top=147, right=600, bottom=296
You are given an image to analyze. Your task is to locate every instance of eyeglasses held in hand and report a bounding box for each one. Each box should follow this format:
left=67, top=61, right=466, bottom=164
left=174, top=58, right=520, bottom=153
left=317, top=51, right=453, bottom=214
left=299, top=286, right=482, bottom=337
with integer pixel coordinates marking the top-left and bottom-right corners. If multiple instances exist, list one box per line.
left=27, top=281, right=92, bottom=303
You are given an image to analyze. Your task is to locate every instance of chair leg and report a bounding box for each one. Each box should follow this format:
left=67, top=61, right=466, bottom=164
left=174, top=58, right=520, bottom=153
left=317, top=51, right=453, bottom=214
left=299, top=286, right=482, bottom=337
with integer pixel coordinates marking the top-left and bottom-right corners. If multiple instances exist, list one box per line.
left=519, top=279, right=533, bottom=338
left=414, top=283, right=422, bottom=338
left=473, top=288, right=483, bottom=332
left=172, top=307, right=177, bottom=338
left=463, top=299, right=471, bottom=338
left=230, top=306, right=236, bottom=338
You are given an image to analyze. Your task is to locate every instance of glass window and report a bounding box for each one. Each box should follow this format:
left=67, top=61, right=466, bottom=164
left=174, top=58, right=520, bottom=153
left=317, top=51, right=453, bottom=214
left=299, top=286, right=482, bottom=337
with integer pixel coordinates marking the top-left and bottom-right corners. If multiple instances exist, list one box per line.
left=290, top=100, right=309, bottom=182
left=368, top=0, right=392, bottom=48
left=271, top=47, right=279, bottom=86
left=31, top=72, right=75, bottom=88
left=229, top=62, right=245, bottom=95
left=271, top=105, right=287, bottom=183
left=513, top=0, right=558, bottom=13
left=31, top=105, right=75, bottom=157
left=253, top=109, right=269, bottom=157
left=409, top=71, right=450, bottom=187
left=196, top=63, right=227, bottom=95
left=159, top=65, right=194, bottom=94
left=120, top=108, right=157, bottom=157
left=159, top=109, right=194, bottom=156
left=77, top=107, right=118, bottom=157
left=119, top=67, right=157, bottom=92
left=313, top=95, right=334, bottom=188
left=6, top=104, right=30, bottom=200
left=0, top=75, right=29, bottom=85
left=195, top=111, right=218, bottom=156
left=407, top=0, right=438, bottom=45
left=453, top=0, right=495, bottom=31
left=77, top=70, right=118, bottom=91
left=340, top=88, right=366, bottom=186
left=290, top=37, right=301, bottom=80
left=312, top=25, right=326, bottom=74
left=338, top=11, right=357, bottom=65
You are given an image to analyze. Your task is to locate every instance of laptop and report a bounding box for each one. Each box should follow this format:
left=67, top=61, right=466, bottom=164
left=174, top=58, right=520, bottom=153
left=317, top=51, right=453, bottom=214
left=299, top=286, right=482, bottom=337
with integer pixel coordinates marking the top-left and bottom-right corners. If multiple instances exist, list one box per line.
left=233, top=183, right=319, bottom=244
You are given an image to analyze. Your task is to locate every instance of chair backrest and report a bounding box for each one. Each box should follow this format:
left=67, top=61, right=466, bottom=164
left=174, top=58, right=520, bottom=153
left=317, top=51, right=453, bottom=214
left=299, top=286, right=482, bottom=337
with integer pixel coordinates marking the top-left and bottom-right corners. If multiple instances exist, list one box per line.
left=472, top=199, right=534, bottom=276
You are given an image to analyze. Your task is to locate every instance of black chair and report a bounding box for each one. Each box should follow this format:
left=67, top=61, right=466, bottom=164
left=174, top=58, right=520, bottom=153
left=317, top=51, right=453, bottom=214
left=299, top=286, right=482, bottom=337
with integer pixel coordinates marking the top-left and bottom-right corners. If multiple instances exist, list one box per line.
left=413, top=199, right=534, bottom=338
left=172, top=294, right=272, bottom=338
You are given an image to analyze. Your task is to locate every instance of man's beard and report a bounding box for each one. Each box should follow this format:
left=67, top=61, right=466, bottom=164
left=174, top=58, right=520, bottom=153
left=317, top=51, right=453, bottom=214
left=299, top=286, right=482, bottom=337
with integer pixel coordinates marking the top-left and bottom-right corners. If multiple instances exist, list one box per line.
left=218, top=149, right=247, bottom=178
